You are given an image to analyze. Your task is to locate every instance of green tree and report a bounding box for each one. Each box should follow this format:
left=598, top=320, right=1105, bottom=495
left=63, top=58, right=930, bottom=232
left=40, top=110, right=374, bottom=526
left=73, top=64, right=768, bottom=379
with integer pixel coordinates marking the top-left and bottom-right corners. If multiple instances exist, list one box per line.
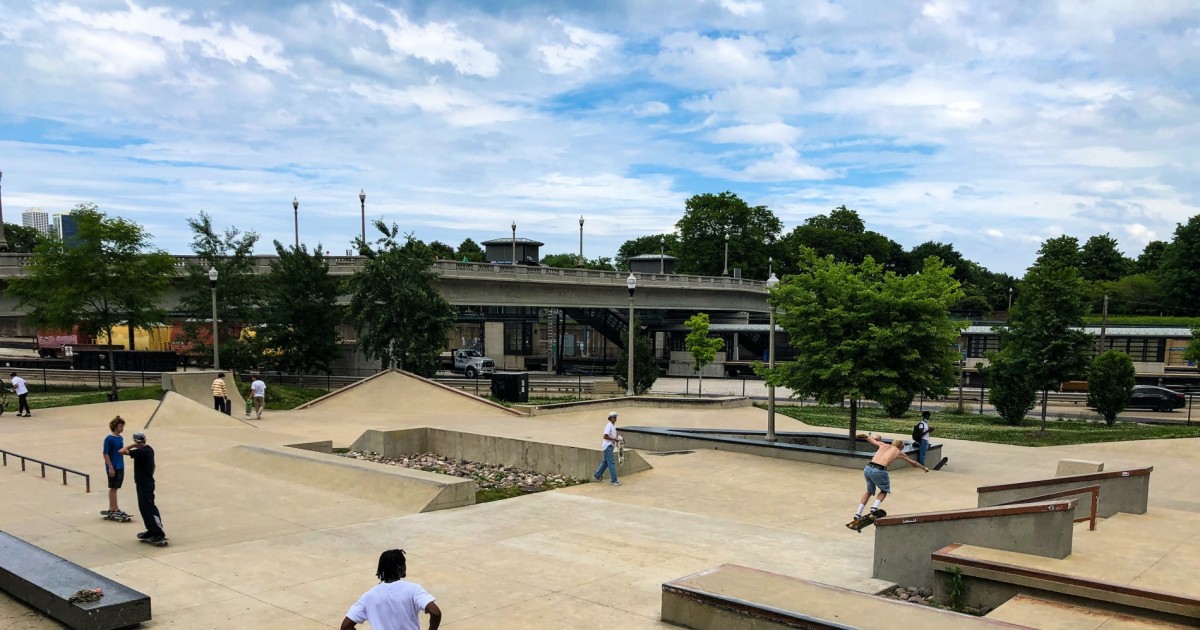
left=769, top=252, right=965, bottom=446
left=1105, top=274, right=1165, bottom=316
left=1159, top=216, right=1200, bottom=314
left=995, top=255, right=1093, bottom=427
left=1035, top=235, right=1082, bottom=270
left=540, top=252, right=616, bottom=270
left=1185, top=323, right=1200, bottom=366
left=980, top=353, right=1038, bottom=425
left=684, top=313, right=725, bottom=396
left=260, top=241, right=341, bottom=377
left=456, top=238, right=485, bottom=262
left=347, top=221, right=455, bottom=377
left=1079, top=234, right=1132, bottom=283
left=675, top=192, right=782, bottom=278
left=8, top=204, right=174, bottom=399
left=1087, top=350, right=1136, bottom=426
left=2, top=223, right=44, bottom=253
left=612, top=317, right=658, bottom=395
left=1135, top=240, right=1167, bottom=274
left=428, top=240, right=456, bottom=260
left=779, top=206, right=902, bottom=272
left=615, top=234, right=680, bottom=271
left=178, top=211, right=262, bottom=370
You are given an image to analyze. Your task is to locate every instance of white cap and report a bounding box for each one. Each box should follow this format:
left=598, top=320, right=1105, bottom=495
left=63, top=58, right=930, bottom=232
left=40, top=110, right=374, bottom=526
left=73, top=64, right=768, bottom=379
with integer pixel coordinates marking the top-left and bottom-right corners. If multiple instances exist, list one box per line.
left=608, top=411, right=618, bottom=419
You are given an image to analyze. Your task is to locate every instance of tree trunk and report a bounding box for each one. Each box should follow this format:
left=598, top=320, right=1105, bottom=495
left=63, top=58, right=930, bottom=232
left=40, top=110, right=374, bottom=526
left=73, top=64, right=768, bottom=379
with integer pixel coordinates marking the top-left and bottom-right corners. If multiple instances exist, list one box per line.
left=127, top=321, right=135, bottom=351
left=106, top=330, right=119, bottom=401
left=847, top=397, right=858, bottom=450
left=697, top=369, right=703, bottom=397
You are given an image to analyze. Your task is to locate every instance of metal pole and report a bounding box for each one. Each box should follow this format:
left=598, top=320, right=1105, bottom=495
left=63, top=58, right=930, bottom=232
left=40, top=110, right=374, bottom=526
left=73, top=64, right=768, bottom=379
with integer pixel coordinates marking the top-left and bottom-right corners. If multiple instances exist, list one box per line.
left=1098, top=294, right=1109, bottom=354
left=359, top=189, right=366, bottom=247
left=0, top=170, right=8, bottom=251
left=722, top=231, right=729, bottom=276
left=511, top=221, right=516, bottom=265
left=767, top=304, right=777, bottom=441
left=660, top=236, right=665, bottom=274
left=210, top=286, right=220, bottom=370
left=292, top=196, right=299, bottom=250
left=627, top=293, right=635, bottom=396
left=578, top=216, right=584, bottom=268
left=979, top=372, right=985, bottom=414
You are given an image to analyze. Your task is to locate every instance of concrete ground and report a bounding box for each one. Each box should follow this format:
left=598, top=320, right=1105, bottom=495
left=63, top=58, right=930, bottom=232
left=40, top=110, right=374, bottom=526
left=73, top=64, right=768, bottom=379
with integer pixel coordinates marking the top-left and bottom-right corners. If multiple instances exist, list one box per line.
left=1, top=372, right=1198, bottom=629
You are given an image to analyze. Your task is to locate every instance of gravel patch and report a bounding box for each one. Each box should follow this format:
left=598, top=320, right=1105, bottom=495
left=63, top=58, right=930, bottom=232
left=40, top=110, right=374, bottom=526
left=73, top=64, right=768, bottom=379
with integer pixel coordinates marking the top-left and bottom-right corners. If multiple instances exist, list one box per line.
left=341, top=451, right=586, bottom=491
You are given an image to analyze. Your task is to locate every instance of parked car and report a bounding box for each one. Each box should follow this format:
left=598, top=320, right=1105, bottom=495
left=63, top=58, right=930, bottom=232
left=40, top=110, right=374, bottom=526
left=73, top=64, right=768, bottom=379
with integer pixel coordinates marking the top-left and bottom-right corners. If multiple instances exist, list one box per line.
left=1126, top=385, right=1186, bottom=412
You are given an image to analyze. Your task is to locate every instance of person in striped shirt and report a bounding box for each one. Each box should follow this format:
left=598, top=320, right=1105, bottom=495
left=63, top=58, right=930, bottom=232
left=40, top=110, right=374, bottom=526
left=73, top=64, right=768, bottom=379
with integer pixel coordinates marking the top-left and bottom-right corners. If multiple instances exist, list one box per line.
left=211, top=373, right=228, bottom=412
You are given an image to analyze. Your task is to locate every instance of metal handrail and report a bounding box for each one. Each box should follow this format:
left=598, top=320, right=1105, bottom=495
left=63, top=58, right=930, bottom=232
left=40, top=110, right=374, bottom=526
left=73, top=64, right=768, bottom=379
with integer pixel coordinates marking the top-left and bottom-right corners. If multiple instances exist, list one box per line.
left=0, top=449, right=91, bottom=493
left=998, top=484, right=1100, bottom=531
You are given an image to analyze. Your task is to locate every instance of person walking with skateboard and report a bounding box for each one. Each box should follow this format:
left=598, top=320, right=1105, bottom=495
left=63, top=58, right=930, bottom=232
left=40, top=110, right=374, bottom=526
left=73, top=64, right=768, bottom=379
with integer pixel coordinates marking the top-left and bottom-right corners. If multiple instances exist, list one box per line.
left=211, top=372, right=229, bottom=414
left=120, top=432, right=167, bottom=545
left=101, top=416, right=131, bottom=522
left=913, top=411, right=934, bottom=466
left=10, top=372, right=31, bottom=417
left=341, top=549, right=442, bottom=630
left=249, top=374, right=266, bottom=420
left=593, top=411, right=623, bottom=486
left=847, top=434, right=928, bottom=531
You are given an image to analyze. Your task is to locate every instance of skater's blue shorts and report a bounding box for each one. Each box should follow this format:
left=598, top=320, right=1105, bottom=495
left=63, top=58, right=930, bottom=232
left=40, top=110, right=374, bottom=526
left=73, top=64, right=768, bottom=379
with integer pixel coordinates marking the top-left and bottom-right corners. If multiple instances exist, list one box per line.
left=863, top=464, right=891, bottom=495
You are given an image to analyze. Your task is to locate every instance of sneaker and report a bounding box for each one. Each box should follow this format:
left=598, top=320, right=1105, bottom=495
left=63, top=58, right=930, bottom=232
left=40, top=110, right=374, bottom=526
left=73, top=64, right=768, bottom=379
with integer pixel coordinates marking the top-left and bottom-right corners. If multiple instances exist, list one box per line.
left=610, top=481, right=621, bottom=486
left=592, top=476, right=601, bottom=482
left=145, top=535, right=166, bottom=544
left=101, top=510, right=112, bottom=516
left=136, top=531, right=151, bottom=539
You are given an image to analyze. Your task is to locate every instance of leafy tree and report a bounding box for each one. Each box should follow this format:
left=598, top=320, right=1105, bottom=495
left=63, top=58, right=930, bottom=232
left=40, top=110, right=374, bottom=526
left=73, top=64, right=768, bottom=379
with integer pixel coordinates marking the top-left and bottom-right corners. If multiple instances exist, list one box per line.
left=612, top=316, right=658, bottom=395
left=1035, top=235, right=1082, bottom=270
left=8, top=204, right=174, bottom=399
left=260, top=241, right=341, bottom=377
left=1186, top=323, right=1200, bottom=366
left=980, top=353, right=1038, bottom=425
left=1104, top=274, right=1165, bottom=316
left=2, top=223, right=44, bottom=253
left=456, top=238, right=485, bottom=262
left=1079, top=234, right=1132, bottom=283
left=428, top=240, right=456, bottom=261
left=1087, top=350, right=1136, bottom=426
left=675, top=192, right=782, bottom=278
left=540, top=252, right=615, bottom=270
left=768, top=252, right=964, bottom=446
left=178, top=211, right=263, bottom=370
left=1135, top=240, right=1167, bottom=274
left=779, top=206, right=902, bottom=273
left=1159, top=215, right=1200, bottom=314
left=995, top=252, right=1093, bottom=426
left=615, top=234, right=680, bottom=271
left=347, top=221, right=455, bottom=376
left=684, top=313, right=725, bottom=396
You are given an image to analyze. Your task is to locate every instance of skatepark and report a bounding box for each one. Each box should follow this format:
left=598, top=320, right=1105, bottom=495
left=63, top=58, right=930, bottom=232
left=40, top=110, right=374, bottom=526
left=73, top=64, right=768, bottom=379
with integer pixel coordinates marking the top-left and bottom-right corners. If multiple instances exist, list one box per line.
left=2, top=370, right=1199, bottom=628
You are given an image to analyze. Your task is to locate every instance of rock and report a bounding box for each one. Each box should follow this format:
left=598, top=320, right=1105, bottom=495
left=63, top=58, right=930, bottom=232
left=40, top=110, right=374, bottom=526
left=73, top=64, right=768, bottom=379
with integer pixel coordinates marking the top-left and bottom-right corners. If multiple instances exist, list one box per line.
left=918, top=587, right=932, bottom=597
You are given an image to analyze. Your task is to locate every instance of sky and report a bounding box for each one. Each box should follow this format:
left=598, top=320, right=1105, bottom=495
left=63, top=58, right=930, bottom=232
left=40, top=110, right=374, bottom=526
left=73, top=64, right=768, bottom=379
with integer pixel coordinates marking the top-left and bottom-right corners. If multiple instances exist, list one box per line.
left=1, top=1, right=1197, bottom=276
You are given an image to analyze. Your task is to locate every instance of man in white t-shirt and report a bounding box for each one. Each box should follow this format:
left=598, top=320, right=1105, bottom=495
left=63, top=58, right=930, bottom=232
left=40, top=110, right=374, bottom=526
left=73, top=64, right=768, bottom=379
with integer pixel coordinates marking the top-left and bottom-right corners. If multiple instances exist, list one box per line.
left=342, top=549, right=441, bottom=630
left=914, top=411, right=934, bottom=466
left=249, top=375, right=266, bottom=420
left=592, top=411, right=622, bottom=486
left=10, top=372, right=30, bottom=417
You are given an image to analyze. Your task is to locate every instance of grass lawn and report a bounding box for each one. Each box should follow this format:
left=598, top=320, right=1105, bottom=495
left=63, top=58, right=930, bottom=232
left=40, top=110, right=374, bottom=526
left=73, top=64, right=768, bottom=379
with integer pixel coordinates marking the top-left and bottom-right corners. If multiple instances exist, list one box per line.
left=767, top=404, right=1200, bottom=447
left=234, top=381, right=330, bottom=410
left=9, top=382, right=330, bottom=412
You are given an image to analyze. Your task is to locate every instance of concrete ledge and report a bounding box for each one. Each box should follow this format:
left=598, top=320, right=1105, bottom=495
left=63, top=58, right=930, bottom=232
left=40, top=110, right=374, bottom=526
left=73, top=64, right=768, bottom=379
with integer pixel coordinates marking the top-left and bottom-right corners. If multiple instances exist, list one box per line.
left=932, top=544, right=1200, bottom=624
left=286, top=440, right=333, bottom=454
left=296, top=369, right=521, bottom=415
left=977, top=467, right=1151, bottom=517
left=350, top=428, right=652, bottom=480
left=524, top=395, right=752, bottom=416
left=219, top=445, right=475, bottom=513
left=661, top=564, right=1031, bottom=629
left=0, top=531, right=151, bottom=630
left=622, top=427, right=939, bottom=470
left=1056, top=459, right=1103, bottom=476
left=162, top=370, right=245, bottom=410
left=872, top=500, right=1077, bottom=589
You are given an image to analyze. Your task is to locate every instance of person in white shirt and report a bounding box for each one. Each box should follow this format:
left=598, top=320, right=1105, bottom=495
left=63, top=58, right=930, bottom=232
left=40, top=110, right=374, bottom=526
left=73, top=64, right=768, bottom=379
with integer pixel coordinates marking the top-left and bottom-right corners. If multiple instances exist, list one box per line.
left=249, top=375, right=266, bottom=420
left=914, top=411, right=934, bottom=465
left=10, top=372, right=30, bottom=417
left=592, top=411, right=623, bottom=486
left=342, top=549, right=441, bottom=630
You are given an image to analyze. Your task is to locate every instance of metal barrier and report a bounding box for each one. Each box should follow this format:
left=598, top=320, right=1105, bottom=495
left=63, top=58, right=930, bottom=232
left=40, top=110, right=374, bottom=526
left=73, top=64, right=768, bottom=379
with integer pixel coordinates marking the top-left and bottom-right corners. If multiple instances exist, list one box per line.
left=0, top=449, right=90, bottom=493
left=998, top=484, right=1100, bottom=531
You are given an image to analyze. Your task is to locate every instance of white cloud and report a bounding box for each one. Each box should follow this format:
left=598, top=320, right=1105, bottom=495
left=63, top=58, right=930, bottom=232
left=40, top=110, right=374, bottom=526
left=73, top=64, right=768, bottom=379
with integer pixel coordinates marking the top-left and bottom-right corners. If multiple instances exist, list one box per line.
left=720, top=0, right=764, bottom=17
left=734, top=148, right=835, bottom=181
left=633, top=101, right=670, bottom=117
left=333, top=3, right=500, bottom=77
left=710, top=123, right=801, bottom=146
left=538, top=19, right=619, bottom=75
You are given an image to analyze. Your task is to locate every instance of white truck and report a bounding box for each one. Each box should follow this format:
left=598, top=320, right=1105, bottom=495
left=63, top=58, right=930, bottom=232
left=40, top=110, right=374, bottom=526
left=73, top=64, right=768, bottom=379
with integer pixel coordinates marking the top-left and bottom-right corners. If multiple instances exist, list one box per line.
left=449, top=349, right=495, bottom=378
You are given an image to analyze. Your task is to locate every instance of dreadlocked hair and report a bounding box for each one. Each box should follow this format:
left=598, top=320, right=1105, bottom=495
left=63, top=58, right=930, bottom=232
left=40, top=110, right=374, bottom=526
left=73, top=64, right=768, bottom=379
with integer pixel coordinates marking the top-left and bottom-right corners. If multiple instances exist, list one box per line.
left=376, top=549, right=407, bottom=582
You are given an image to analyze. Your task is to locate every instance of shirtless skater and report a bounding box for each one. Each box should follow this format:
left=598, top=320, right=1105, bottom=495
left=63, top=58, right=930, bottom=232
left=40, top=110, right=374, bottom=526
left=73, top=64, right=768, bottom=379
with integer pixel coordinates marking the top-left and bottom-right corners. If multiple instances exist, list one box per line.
left=848, top=434, right=928, bottom=529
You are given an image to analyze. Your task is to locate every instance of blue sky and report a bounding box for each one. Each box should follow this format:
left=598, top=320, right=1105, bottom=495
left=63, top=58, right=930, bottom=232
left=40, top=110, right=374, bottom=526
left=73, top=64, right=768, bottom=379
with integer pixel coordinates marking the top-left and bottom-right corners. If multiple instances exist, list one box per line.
left=1, top=0, right=1197, bottom=275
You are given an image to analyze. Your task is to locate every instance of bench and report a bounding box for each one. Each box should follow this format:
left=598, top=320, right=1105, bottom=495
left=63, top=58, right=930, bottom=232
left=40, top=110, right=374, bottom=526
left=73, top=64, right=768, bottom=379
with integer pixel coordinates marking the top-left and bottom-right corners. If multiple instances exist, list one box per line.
left=0, top=531, right=151, bottom=629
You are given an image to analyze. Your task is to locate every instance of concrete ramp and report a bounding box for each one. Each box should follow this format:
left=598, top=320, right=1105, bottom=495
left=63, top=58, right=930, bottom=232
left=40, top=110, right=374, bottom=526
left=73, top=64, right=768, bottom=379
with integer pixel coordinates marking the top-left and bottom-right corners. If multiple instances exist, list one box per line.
left=217, top=445, right=475, bottom=513
left=146, top=391, right=255, bottom=429
left=297, top=369, right=518, bottom=416
left=162, top=370, right=245, bottom=411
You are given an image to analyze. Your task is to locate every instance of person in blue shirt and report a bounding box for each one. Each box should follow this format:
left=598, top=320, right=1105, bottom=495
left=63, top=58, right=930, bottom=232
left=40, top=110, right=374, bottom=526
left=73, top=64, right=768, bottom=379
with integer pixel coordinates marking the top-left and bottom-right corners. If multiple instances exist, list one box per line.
left=102, top=416, right=129, bottom=519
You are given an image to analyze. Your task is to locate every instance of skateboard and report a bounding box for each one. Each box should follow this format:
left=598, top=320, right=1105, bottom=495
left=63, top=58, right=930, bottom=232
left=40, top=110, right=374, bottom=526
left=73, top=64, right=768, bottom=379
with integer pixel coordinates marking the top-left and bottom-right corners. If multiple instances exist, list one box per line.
left=140, top=537, right=169, bottom=547
left=0, top=390, right=7, bottom=415
left=932, top=457, right=948, bottom=471
left=845, top=509, right=887, bottom=533
left=616, top=439, right=626, bottom=465
left=101, top=511, right=132, bottom=523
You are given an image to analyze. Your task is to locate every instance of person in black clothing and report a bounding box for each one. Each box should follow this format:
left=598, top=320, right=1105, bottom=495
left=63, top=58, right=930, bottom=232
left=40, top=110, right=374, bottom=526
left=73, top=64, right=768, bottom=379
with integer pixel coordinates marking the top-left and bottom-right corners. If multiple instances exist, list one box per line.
left=119, top=432, right=166, bottom=543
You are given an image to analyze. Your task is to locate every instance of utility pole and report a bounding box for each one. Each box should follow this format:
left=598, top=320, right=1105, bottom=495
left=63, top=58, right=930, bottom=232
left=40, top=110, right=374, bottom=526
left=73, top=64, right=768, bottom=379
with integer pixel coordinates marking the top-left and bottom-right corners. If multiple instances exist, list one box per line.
left=1098, top=294, right=1109, bottom=354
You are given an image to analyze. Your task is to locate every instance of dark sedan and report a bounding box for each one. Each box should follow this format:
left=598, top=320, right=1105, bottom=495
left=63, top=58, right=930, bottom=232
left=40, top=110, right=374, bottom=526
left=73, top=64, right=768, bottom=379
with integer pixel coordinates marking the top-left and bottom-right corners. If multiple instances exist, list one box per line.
left=1127, top=385, right=1187, bottom=412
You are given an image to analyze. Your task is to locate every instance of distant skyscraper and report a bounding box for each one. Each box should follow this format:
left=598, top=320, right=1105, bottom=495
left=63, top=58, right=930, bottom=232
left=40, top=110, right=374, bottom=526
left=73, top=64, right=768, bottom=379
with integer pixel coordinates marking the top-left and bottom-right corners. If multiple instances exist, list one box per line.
left=22, top=209, right=51, bottom=236
left=53, top=212, right=79, bottom=246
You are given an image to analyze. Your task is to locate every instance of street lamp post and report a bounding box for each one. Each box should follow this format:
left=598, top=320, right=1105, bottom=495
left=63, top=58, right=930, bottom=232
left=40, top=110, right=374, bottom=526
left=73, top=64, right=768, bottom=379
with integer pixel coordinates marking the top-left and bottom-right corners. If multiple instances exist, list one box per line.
left=766, top=272, right=779, bottom=441
left=626, top=273, right=637, bottom=397
left=511, top=221, right=517, bottom=265
left=292, top=196, right=299, bottom=249
left=660, top=236, right=665, bottom=274
left=1008, top=286, right=1013, bottom=311
left=359, top=189, right=366, bottom=247
left=722, top=230, right=730, bottom=276
left=578, top=215, right=585, bottom=268
left=208, top=267, right=220, bottom=370
left=768, top=256, right=773, bottom=277
left=0, top=170, right=8, bottom=252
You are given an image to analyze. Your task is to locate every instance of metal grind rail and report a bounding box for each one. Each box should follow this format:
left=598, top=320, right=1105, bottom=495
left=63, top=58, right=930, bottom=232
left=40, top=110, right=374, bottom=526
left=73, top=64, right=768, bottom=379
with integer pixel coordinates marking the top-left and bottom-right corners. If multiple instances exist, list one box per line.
left=998, top=484, right=1100, bottom=531
left=0, top=449, right=90, bottom=492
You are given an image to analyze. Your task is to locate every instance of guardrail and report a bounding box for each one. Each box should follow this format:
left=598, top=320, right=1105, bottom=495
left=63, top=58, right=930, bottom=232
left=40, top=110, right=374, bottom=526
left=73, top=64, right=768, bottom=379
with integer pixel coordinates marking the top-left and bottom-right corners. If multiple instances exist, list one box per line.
left=0, top=449, right=91, bottom=492
left=998, top=484, right=1100, bottom=531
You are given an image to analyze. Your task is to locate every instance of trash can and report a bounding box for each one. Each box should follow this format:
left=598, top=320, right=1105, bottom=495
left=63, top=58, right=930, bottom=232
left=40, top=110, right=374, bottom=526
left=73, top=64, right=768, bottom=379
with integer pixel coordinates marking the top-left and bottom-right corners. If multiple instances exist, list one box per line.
left=491, top=372, right=529, bottom=403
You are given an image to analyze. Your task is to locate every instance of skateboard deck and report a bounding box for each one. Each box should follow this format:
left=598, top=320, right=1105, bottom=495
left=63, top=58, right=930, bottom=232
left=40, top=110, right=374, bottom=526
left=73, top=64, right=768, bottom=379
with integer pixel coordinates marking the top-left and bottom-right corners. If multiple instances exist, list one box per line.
left=140, top=537, right=169, bottom=547
left=846, top=509, right=886, bottom=533
left=101, top=511, right=132, bottom=523
left=932, top=457, right=949, bottom=471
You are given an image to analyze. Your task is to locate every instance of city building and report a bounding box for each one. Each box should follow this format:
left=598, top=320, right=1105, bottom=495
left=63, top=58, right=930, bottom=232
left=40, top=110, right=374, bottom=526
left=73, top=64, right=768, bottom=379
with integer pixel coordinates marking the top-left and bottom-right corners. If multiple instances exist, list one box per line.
left=21, top=209, right=51, bottom=237
left=52, top=212, right=79, bottom=245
